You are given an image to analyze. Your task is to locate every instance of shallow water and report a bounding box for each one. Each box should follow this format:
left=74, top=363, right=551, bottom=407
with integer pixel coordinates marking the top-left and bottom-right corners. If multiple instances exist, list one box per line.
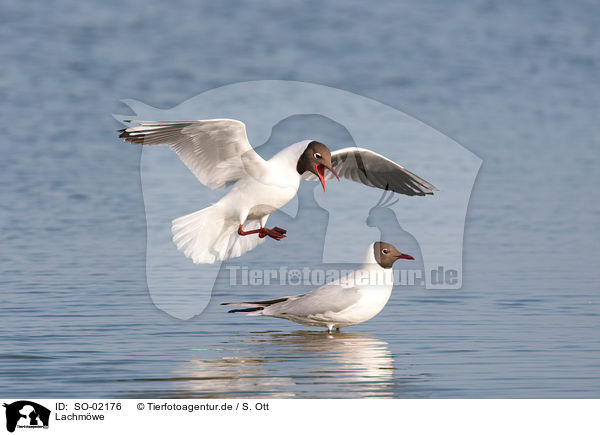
left=1, top=0, right=599, bottom=398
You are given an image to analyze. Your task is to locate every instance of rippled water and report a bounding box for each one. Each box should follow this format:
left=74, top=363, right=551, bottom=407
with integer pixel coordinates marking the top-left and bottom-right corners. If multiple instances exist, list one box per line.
left=1, top=0, right=599, bottom=398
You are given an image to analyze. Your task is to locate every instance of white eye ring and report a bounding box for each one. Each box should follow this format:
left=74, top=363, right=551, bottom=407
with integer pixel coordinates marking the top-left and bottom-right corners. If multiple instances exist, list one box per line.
left=313, top=152, right=322, bottom=159
left=382, top=249, right=389, bottom=254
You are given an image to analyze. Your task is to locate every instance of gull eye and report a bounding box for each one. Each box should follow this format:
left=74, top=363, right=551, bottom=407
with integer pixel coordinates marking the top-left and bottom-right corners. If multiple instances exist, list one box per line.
left=382, top=248, right=389, bottom=255
left=313, top=152, right=322, bottom=159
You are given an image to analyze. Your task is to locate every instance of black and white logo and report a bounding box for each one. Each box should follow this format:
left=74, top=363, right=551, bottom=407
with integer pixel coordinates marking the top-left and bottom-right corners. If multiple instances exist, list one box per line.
left=3, top=401, right=50, bottom=433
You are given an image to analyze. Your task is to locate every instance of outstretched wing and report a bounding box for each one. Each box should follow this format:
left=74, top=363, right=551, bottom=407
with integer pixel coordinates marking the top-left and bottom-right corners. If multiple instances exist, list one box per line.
left=119, top=119, right=265, bottom=189
left=303, top=147, right=438, bottom=196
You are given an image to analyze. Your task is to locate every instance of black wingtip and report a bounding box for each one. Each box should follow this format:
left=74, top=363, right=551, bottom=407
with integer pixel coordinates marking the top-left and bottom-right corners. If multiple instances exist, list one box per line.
left=228, top=307, right=264, bottom=314
left=118, top=128, right=145, bottom=144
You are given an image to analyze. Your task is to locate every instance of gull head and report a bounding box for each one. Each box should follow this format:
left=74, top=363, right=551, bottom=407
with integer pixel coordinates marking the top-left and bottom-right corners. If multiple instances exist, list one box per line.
left=296, top=141, right=340, bottom=192
left=374, top=241, right=414, bottom=269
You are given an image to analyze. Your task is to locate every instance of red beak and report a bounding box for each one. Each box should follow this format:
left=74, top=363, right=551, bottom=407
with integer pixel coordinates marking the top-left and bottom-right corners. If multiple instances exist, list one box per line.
left=396, top=253, right=415, bottom=260
left=315, top=164, right=340, bottom=193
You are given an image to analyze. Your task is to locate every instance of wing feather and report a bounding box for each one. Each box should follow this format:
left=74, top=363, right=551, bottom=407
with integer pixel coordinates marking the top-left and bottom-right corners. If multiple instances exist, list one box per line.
left=263, top=283, right=361, bottom=318
left=303, top=147, right=437, bottom=196
left=119, top=119, right=265, bottom=189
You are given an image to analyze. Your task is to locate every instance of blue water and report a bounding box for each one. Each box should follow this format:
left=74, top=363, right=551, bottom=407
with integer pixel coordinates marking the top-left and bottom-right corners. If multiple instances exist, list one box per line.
left=1, top=0, right=599, bottom=398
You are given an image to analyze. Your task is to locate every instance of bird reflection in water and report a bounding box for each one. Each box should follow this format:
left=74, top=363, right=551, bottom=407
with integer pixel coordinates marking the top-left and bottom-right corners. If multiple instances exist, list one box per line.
left=170, top=332, right=399, bottom=398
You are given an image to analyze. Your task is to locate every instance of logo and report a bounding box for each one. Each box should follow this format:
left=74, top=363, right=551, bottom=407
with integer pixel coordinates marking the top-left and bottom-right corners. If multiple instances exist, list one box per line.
left=3, top=401, right=50, bottom=433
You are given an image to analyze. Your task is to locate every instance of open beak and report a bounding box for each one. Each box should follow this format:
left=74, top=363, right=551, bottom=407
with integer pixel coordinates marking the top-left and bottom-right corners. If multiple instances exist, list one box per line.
left=396, top=253, right=415, bottom=260
left=315, top=164, right=340, bottom=193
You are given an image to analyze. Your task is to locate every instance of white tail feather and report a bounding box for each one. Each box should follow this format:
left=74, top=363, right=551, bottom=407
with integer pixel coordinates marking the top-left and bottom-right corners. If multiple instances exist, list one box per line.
left=171, top=205, right=266, bottom=263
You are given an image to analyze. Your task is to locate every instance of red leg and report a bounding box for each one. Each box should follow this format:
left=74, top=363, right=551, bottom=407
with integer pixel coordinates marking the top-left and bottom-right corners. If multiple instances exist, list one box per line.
left=237, top=225, right=287, bottom=240
left=237, top=225, right=261, bottom=236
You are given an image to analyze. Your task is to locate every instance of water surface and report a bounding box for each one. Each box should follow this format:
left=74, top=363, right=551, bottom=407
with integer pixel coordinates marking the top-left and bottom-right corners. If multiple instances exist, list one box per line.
left=1, top=0, right=599, bottom=398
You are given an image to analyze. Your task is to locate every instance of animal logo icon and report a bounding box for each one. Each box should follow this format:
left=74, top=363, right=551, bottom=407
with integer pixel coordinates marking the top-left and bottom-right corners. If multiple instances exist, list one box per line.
left=3, top=401, right=50, bottom=433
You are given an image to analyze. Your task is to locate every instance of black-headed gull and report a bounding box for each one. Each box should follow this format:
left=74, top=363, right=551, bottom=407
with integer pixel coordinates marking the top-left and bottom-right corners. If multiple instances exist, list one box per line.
left=223, top=241, right=413, bottom=333
left=119, top=119, right=436, bottom=263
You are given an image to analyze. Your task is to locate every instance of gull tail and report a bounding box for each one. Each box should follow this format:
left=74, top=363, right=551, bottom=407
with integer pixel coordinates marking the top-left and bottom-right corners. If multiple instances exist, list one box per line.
left=171, top=204, right=266, bottom=264
left=226, top=306, right=265, bottom=314
left=222, top=295, right=304, bottom=314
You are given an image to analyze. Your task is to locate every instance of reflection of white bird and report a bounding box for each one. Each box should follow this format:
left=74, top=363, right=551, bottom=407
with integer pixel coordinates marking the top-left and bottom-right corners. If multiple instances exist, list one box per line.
left=175, top=332, right=395, bottom=398
left=119, top=119, right=436, bottom=263
left=224, top=242, right=414, bottom=333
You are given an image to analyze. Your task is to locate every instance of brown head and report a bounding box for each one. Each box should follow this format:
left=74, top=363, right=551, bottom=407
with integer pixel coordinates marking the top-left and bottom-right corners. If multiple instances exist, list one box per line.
left=373, top=241, right=414, bottom=268
left=296, top=141, right=340, bottom=192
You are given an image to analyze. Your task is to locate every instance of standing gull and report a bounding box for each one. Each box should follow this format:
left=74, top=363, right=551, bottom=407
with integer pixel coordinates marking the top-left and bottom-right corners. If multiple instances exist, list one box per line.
left=223, top=241, right=413, bottom=333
